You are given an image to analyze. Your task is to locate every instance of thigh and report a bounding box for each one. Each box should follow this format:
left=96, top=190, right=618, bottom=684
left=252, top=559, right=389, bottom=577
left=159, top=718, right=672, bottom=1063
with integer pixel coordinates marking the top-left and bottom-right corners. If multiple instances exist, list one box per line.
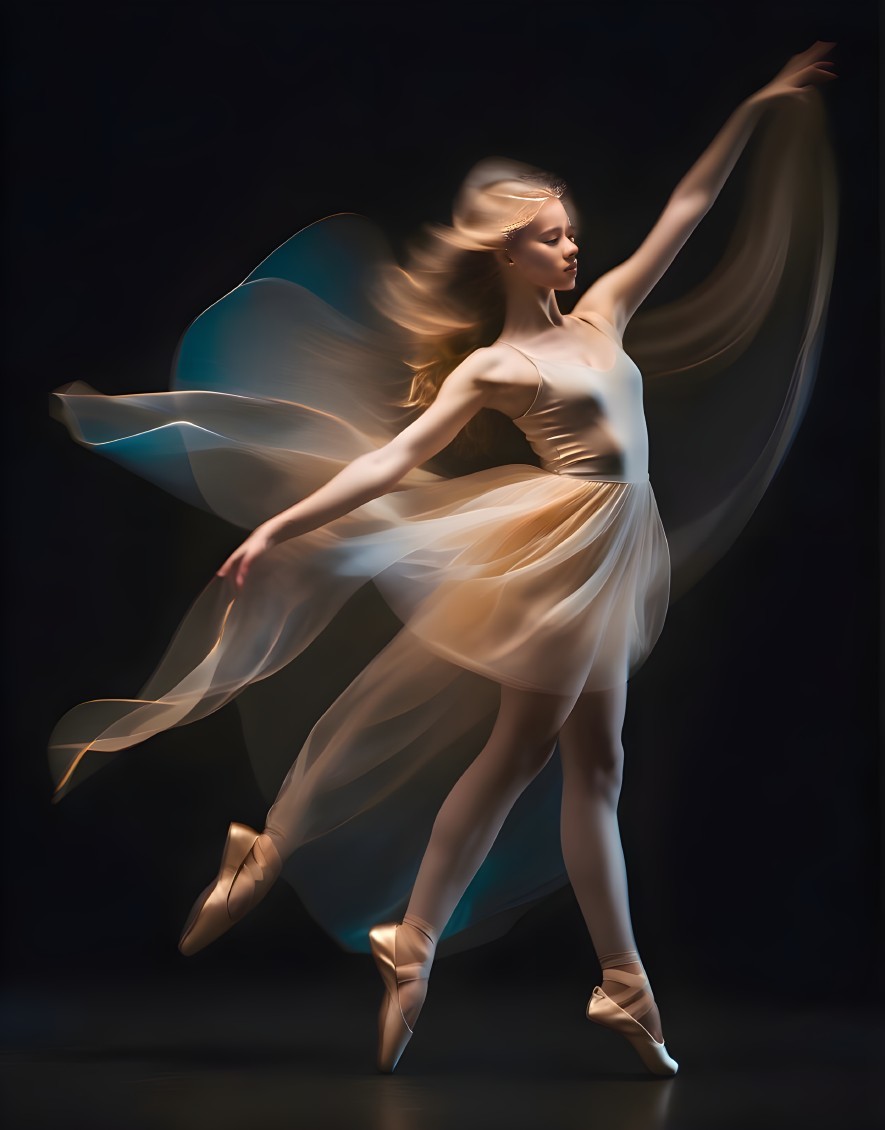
left=491, top=683, right=581, bottom=755
left=558, top=682, right=629, bottom=781
left=445, top=684, right=581, bottom=787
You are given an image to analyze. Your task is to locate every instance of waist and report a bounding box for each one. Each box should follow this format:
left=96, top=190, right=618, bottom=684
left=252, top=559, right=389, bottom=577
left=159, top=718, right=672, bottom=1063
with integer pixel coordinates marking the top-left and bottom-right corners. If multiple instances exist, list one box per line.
left=551, top=469, right=650, bottom=485
left=532, top=431, right=649, bottom=484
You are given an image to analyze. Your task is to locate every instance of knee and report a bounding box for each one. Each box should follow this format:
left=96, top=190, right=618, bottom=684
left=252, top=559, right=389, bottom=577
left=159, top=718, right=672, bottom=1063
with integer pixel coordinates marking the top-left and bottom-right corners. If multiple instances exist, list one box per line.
left=563, top=738, right=625, bottom=800
left=492, top=688, right=574, bottom=783
left=509, top=736, right=558, bottom=781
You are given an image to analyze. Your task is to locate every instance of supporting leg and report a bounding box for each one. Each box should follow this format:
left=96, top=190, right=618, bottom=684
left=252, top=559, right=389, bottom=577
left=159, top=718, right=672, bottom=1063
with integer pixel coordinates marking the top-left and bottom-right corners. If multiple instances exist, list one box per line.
left=558, top=682, right=664, bottom=1044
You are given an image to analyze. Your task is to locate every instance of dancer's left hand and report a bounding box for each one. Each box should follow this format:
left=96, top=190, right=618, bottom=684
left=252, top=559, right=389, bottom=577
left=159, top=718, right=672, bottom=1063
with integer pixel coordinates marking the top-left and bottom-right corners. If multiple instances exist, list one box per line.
left=748, top=40, right=838, bottom=107
left=215, top=524, right=277, bottom=593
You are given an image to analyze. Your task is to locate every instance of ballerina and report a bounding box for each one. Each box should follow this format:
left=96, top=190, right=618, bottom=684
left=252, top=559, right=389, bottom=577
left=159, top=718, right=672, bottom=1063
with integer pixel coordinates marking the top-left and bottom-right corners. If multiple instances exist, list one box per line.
left=48, top=41, right=838, bottom=1077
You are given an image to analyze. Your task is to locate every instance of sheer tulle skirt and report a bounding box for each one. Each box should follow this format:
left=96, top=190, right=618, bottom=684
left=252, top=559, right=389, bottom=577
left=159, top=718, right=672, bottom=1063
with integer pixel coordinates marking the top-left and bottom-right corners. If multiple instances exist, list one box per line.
left=47, top=460, right=669, bottom=952
left=373, top=468, right=669, bottom=695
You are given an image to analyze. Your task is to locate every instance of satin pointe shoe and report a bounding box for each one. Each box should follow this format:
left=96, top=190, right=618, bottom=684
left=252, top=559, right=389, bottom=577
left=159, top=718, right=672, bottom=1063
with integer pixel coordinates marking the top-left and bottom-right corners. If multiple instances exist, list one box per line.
left=586, top=967, right=679, bottom=1076
left=368, top=921, right=433, bottom=1073
left=178, top=822, right=282, bottom=956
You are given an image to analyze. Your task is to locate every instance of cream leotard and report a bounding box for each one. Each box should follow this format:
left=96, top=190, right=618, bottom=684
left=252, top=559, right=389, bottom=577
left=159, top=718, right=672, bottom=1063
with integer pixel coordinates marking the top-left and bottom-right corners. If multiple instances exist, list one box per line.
left=497, top=327, right=650, bottom=485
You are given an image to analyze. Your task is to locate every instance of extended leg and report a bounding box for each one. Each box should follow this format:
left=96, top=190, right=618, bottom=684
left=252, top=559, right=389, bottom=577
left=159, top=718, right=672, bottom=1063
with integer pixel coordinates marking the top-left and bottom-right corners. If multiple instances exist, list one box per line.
left=558, top=682, right=664, bottom=1044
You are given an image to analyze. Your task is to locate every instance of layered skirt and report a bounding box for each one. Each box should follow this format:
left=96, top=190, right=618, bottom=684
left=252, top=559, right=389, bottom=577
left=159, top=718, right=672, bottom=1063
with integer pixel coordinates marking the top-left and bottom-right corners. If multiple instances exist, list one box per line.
left=47, top=397, right=669, bottom=952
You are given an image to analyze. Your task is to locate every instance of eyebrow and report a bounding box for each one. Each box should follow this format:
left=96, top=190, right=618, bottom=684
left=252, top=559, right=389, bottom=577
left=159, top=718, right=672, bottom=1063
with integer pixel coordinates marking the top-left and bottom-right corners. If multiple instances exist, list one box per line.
left=538, top=221, right=576, bottom=235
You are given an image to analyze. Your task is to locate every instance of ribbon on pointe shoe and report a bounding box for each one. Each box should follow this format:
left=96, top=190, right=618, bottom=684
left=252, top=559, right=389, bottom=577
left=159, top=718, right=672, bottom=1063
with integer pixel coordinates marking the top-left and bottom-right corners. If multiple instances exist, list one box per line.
left=587, top=967, right=678, bottom=1075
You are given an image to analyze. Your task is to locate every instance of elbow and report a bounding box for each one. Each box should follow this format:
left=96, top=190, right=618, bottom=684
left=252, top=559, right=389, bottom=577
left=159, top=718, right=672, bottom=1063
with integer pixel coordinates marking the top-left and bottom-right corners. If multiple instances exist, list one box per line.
left=360, top=447, right=412, bottom=496
left=671, top=189, right=712, bottom=221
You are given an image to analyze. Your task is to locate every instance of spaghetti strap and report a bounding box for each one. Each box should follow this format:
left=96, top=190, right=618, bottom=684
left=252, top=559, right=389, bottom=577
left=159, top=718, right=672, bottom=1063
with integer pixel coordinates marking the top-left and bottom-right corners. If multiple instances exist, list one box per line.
left=496, top=339, right=543, bottom=420
left=570, top=310, right=623, bottom=347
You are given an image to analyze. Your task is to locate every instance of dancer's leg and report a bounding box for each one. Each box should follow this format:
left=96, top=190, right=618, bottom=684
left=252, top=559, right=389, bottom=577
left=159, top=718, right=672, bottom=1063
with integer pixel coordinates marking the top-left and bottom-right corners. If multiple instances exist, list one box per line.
left=558, top=682, right=664, bottom=1043
left=392, top=683, right=579, bottom=1026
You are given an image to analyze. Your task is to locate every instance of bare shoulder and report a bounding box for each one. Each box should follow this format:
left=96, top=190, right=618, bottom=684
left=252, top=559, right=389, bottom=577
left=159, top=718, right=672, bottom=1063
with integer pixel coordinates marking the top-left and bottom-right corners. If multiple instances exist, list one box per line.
left=444, top=342, right=531, bottom=375
left=439, top=342, right=535, bottom=391
left=475, top=341, right=536, bottom=378
left=460, top=342, right=539, bottom=418
left=432, top=344, right=538, bottom=419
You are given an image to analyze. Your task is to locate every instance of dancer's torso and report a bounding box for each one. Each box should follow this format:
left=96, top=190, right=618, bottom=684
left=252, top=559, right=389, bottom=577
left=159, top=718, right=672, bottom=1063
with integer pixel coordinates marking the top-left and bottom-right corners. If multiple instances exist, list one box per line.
left=497, top=337, right=650, bottom=484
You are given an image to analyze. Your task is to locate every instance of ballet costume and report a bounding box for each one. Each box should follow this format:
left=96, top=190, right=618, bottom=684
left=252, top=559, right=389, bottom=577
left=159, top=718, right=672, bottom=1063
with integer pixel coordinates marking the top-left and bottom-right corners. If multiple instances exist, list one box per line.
left=46, top=95, right=836, bottom=1075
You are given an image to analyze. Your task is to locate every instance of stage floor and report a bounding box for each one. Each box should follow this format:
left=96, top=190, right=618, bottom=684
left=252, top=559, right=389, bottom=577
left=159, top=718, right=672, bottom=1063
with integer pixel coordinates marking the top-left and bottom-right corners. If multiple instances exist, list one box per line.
left=2, top=962, right=882, bottom=1130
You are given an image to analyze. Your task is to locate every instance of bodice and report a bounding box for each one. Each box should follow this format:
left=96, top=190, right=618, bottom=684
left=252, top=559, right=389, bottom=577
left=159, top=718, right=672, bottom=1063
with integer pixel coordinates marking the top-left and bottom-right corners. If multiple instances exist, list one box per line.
left=500, top=341, right=650, bottom=484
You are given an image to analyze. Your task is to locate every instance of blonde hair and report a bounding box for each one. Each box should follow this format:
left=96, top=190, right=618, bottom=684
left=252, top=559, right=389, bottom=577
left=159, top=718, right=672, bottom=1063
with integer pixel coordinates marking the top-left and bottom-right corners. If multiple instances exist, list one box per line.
left=374, top=157, right=574, bottom=453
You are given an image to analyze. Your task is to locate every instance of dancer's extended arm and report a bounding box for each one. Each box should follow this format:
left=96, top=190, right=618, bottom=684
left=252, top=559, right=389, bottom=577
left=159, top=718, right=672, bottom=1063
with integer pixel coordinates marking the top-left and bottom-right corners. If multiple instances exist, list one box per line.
left=573, top=39, right=837, bottom=335
left=217, top=349, right=498, bottom=589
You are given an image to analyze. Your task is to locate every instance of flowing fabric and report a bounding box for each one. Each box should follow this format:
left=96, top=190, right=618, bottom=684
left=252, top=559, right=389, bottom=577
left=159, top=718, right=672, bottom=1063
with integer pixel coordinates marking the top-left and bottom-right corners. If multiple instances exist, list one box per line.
left=47, top=91, right=838, bottom=955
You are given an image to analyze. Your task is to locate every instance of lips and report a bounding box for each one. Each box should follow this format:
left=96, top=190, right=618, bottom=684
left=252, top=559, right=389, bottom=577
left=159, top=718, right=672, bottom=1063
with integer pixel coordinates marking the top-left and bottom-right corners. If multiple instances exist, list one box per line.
left=565, top=263, right=577, bottom=272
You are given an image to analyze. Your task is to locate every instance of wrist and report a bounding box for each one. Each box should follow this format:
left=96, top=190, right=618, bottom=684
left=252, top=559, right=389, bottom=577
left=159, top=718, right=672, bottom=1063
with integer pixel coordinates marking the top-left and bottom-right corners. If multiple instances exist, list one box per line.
left=259, top=517, right=286, bottom=546
left=741, top=91, right=768, bottom=118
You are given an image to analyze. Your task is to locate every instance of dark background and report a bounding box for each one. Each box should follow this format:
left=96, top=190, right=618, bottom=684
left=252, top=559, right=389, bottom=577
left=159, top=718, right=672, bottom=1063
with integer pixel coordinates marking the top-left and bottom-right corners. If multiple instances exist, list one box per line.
left=2, top=0, right=880, bottom=1098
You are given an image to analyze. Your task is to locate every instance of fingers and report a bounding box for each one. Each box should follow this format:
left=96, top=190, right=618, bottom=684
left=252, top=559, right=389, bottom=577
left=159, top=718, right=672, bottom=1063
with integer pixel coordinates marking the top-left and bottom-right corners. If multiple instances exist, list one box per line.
left=215, top=561, right=246, bottom=591
left=798, top=40, right=837, bottom=62
left=802, top=60, right=839, bottom=87
left=790, top=41, right=836, bottom=77
left=215, top=538, right=268, bottom=592
left=216, top=555, right=236, bottom=579
left=216, top=549, right=243, bottom=584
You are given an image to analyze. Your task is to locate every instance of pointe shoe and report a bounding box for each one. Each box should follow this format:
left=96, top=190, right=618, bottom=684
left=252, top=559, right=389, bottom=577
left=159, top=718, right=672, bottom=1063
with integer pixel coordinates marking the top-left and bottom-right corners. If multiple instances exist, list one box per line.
left=586, top=967, right=679, bottom=1076
left=178, top=822, right=282, bottom=956
left=368, top=922, right=433, bottom=1073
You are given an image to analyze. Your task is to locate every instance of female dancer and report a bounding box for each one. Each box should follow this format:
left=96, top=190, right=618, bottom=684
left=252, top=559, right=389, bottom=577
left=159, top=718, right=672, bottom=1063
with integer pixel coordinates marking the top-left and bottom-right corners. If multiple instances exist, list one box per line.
left=48, top=42, right=838, bottom=1077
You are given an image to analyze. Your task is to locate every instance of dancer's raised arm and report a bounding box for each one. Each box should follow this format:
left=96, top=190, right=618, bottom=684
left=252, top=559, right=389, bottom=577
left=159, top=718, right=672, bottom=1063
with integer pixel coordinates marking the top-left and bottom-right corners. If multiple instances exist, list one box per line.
left=217, top=348, right=496, bottom=589
left=574, top=39, right=837, bottom=335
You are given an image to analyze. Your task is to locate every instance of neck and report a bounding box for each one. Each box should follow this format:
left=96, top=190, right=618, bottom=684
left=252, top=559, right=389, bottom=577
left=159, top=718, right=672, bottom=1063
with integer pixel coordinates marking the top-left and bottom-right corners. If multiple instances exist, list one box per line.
left=499, top=281, right=565, bottom=339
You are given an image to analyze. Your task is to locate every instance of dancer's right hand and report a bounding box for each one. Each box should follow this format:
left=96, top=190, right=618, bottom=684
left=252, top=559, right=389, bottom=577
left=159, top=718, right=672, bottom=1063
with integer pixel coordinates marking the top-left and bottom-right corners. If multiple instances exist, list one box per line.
left=748, top=40, right=838, bottom=108
left=216, top=523, right=277, bottom=592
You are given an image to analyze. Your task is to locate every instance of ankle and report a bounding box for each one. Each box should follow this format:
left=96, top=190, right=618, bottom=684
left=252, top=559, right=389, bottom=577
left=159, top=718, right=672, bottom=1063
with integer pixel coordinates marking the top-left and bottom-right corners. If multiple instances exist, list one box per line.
left=398, top=915, right=437, bottom=968
left=601, top=961, right=652, bottom=995
left=599, top=949, right=647, bottom=987
left=259, top=827, right=286, bottom=862
left=402, top=913, right=438, bottom=949
left=599, top=948, right=641, bottom=968
left=595, top=951, right=666, bottom=1046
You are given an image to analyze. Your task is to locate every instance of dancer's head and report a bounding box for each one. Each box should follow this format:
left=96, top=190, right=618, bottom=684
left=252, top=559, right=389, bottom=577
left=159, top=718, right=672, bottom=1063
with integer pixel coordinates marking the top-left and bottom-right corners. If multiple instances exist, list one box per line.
left=375, top=156, right=578, bottom=450
left=447, top=156, right=580, bottom=292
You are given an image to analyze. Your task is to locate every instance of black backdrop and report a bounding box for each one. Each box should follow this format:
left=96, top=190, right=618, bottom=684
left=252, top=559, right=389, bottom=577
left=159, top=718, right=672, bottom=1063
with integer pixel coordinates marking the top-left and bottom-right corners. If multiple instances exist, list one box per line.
left=3, top=0, right=879, bottom=1011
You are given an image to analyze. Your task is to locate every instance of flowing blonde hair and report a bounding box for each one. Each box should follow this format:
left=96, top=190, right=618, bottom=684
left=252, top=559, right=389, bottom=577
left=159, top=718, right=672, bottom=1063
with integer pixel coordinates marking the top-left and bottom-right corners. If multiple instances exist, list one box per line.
left=374, top=157, right=575, bottom=454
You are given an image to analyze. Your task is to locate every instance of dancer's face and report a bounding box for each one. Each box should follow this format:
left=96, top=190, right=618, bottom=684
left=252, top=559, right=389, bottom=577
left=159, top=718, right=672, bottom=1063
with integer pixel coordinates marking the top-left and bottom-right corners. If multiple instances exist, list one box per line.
left=503, top=198, right=580, bottom=290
